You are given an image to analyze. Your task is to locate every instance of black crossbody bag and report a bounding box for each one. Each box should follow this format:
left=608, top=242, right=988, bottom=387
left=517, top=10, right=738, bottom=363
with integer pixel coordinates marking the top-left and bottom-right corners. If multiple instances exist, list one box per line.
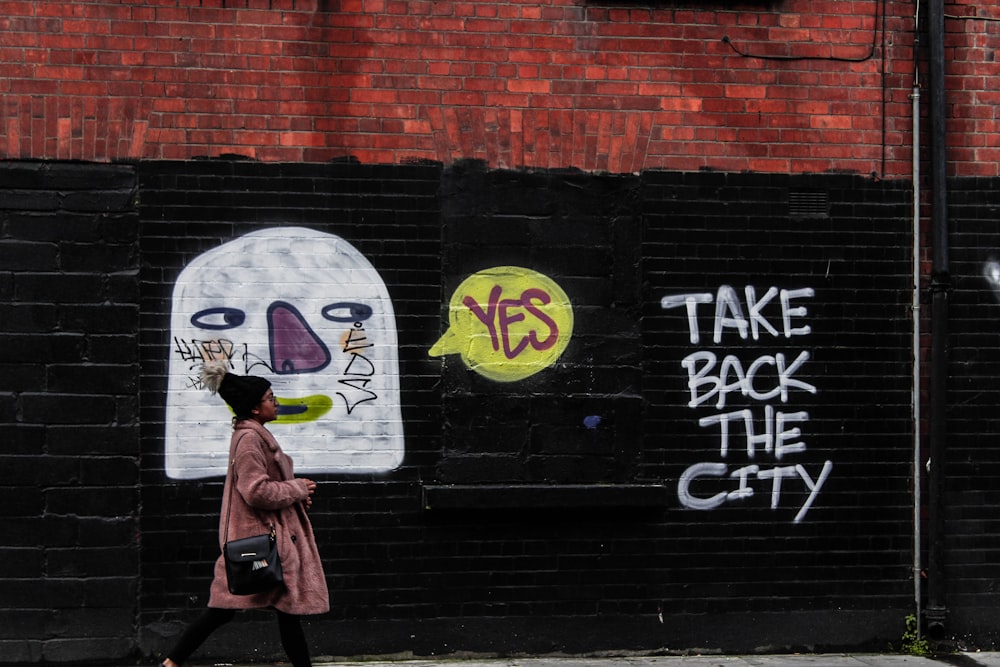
left=222, top=438, right=284, bottom=595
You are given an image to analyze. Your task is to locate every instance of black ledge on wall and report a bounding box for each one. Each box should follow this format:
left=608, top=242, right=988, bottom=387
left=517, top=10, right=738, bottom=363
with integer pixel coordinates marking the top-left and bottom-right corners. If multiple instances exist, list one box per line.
left=421, top=483, right=669, bottom=510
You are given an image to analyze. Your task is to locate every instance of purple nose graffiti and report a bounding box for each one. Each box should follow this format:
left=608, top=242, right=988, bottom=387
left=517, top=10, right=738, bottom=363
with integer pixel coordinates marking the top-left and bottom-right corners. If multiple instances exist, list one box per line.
left=268, top=301, right=331, bottom=374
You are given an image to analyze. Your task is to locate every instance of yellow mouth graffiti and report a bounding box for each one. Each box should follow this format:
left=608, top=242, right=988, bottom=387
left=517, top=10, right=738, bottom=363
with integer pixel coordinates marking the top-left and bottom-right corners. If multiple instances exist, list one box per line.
left=274, top=394, right=333, bottom=424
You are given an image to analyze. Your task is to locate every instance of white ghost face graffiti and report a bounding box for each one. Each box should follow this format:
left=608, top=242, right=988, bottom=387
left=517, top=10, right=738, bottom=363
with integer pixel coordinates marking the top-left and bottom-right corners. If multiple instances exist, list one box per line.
left=164, top=227, right=405, bottom=479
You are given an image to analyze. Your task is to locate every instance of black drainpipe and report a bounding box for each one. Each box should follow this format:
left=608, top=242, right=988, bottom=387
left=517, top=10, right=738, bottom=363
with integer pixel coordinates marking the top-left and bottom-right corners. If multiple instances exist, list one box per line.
left=925, top=0, right=949, bottom=639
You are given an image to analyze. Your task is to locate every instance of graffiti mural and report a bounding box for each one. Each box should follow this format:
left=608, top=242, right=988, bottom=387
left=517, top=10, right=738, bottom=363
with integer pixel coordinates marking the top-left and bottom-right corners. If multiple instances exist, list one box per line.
left=164, top=227, right=404, bottom=479
left=662, top=284, right=832, bottom=523
left=429, top=266, right=574, bottom=382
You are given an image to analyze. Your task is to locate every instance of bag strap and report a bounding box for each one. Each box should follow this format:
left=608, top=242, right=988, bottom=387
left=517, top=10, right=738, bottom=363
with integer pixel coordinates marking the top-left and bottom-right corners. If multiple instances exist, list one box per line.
left=223, top=434, right=248, bottom=545
left=223, top=433, right=275, bottom=546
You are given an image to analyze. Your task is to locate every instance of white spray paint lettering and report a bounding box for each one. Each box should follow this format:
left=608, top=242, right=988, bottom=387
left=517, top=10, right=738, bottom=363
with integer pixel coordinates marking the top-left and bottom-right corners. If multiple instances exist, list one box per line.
left=662, top=285, right=832, bottom=523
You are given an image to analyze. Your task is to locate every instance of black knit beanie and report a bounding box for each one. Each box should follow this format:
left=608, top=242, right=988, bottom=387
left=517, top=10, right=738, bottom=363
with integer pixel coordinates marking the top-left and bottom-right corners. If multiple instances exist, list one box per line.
left=201, top=361, right=271, bottom=419
left=218, top=373, right=271, bottom=418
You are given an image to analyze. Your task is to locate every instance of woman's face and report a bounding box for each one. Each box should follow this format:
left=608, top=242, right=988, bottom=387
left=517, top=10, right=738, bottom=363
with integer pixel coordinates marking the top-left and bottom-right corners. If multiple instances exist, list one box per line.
left=253, top=389, right=280, bottom=424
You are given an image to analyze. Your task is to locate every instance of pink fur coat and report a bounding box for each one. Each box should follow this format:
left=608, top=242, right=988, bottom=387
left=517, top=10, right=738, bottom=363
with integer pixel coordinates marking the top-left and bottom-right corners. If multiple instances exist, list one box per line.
left=207, top=419, right=330, bottom=615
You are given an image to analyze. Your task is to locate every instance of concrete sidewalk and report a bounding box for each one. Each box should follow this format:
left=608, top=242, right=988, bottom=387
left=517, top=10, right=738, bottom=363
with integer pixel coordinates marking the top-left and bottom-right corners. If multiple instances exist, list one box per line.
left=306, top=655, right=1000, bottom=667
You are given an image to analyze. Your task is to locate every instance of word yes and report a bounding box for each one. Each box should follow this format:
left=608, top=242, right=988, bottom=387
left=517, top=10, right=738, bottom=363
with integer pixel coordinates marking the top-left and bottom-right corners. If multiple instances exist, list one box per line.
left=463, top=285, right=559, bottom=359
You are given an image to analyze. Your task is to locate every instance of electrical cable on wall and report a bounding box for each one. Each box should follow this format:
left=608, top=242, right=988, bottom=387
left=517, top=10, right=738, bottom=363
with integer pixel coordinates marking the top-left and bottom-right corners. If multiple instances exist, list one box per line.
left=719, top=0, right=887, bottom=178
left=721, top=0, right=881, bottom=63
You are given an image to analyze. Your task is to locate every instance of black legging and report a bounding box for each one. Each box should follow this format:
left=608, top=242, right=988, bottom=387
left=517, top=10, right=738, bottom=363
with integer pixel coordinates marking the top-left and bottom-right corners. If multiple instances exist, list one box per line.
left=166, top=607, right=311, bottom=667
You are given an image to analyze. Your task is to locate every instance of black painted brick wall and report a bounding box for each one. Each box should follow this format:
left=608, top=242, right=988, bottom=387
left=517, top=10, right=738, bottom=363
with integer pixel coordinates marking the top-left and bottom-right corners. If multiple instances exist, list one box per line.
left=135, top=161, right=919, bottom=662
left=435, top=162, right=643, bottom=485
left=0, top=161, right=140, bottom=663
left=941, top=178, right=1000, bottom=642
left=641, top=171, right=915, bottom=616
left=135, top=159, right=446, bottom=656
left=3, top=159, right=960, bottom=664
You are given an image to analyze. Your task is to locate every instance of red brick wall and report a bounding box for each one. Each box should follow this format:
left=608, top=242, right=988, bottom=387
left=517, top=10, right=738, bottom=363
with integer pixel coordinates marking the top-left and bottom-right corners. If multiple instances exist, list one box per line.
left=2, top=0, right=993, bottom=177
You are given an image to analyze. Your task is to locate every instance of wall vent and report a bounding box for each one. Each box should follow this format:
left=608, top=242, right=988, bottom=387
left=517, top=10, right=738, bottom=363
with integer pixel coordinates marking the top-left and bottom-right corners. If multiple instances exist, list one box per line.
left=789, top=191, right=829, bottom=218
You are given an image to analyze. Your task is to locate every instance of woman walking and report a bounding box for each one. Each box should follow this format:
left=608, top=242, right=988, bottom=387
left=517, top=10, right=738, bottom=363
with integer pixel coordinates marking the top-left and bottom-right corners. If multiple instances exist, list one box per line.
left=159, top=361, right=329, bottom=667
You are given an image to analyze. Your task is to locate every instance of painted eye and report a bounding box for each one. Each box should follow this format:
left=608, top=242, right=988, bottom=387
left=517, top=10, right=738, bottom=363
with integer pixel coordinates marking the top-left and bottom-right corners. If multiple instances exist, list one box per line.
left=190, top=307, right=246, bottom=330
left=321, top=302, right=373, bottom=323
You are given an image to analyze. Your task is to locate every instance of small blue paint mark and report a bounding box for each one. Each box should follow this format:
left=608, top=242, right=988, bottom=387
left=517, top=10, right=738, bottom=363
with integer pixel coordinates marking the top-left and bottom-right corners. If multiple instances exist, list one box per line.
left=583, top=415, right=602, bottom=430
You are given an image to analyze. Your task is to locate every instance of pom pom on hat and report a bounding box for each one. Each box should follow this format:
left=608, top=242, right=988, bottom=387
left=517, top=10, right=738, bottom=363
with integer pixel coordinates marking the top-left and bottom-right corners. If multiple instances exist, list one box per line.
left=200, top=360, right=271, bottom=419
left=201, top=360, right=229, bottom=394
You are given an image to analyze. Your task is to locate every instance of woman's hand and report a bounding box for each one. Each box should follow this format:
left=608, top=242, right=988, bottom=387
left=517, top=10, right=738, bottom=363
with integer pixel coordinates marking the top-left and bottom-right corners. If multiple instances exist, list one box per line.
left=301, top=478, right=317, bottom=510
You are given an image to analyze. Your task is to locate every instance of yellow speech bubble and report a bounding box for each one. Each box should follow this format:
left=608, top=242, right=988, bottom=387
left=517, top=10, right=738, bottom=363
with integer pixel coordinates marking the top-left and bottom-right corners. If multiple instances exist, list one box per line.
left=429, top=266, right=574, bottom=382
